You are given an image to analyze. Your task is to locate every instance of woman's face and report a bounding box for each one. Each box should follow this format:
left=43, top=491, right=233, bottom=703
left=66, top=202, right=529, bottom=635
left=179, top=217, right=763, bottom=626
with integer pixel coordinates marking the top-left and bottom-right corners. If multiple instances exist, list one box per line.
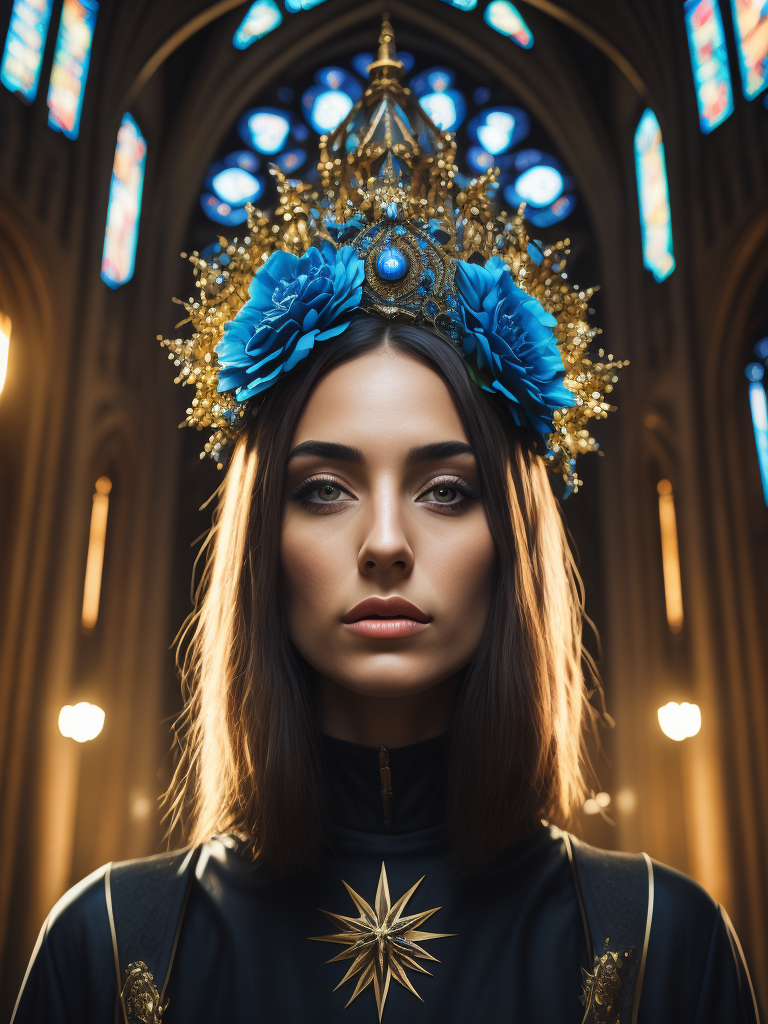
left=281, top=347, right=496, bottom=698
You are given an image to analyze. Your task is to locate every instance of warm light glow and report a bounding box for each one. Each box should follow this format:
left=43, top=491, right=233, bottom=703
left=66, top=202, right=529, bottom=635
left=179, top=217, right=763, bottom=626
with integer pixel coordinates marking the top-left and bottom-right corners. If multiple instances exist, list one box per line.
left=658, top=701, right=702, bottom=741
left=583, top=791, right=611, bottom=815
left=657, top=479, right=684, bottom=632
left=81, top=475, right=111, bottom=630
left=58, top=702, right=105, bottom=742
left=0, top=312, right=11, bottom=395
left=616, top=788, right=637, bottom=814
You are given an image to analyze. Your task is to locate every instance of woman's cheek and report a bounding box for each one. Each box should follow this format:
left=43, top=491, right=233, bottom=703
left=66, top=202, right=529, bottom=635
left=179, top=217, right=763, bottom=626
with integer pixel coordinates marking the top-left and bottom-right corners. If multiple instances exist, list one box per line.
left=281, top=513, right=350, bottom=621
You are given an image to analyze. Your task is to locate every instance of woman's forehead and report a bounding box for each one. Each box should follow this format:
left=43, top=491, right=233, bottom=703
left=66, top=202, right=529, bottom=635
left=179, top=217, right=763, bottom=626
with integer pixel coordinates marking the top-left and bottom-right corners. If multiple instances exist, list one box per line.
left=290, top=348, right=469, bottom=451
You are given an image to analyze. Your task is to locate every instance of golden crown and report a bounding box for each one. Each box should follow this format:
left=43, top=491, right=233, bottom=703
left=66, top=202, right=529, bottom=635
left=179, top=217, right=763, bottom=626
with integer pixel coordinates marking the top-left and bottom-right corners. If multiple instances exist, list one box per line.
left=160, top=16, right=625, bottom=493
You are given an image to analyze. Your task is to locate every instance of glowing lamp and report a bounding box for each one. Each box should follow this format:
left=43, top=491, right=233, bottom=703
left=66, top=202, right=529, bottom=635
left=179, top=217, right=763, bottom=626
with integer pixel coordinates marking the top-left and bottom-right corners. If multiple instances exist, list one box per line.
left=658, top=701, right=701, bottom=741
left=59, top=702, right=105, bottom=742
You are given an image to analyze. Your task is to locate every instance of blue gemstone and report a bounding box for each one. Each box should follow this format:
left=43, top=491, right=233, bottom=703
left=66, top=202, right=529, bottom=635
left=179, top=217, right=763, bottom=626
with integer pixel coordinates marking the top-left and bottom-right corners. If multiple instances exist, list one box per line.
left=395, top=224, right=407, bottom=235
left=424, top=301, right=439, bottom=316
left=376, top=247, right=408, bottom=281
left=385, top=202, right=399, bottom=218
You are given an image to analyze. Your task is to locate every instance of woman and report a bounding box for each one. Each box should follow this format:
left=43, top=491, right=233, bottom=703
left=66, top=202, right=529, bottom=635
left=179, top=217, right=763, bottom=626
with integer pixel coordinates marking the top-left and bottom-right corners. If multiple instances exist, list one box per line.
left=13, top=19, right=759, bottom=1024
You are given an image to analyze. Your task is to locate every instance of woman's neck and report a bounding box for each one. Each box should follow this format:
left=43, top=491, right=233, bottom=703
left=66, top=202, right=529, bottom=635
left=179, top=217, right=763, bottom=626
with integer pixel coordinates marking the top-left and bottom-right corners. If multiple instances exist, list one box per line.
left=317, top=674, right=455, bottom=748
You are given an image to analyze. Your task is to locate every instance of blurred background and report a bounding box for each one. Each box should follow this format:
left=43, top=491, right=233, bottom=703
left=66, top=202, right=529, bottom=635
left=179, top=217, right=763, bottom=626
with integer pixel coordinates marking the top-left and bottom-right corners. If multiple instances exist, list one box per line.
left=0, top=0, right=767, bottom=1011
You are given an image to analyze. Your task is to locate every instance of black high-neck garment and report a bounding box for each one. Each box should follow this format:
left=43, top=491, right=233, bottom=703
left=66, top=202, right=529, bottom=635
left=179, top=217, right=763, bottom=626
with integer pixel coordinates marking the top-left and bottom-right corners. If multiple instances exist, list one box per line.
left=12, top=733, right=760, bottom=1023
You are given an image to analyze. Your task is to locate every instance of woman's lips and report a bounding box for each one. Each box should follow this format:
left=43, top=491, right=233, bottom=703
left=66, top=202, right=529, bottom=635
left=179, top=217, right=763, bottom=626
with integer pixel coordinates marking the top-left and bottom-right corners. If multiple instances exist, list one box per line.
left=342, top=596, right=431, bottom=639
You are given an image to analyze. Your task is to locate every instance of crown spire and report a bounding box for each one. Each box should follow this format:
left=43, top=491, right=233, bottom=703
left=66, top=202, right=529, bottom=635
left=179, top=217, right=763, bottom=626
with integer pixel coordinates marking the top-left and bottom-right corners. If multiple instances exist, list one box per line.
left=366, top=14, right=405, bottom=88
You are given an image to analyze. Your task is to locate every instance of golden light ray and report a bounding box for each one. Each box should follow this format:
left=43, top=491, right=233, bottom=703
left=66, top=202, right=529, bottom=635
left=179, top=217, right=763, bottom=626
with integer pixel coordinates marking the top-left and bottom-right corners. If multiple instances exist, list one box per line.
left=310, top=862, right=454, bottom=1020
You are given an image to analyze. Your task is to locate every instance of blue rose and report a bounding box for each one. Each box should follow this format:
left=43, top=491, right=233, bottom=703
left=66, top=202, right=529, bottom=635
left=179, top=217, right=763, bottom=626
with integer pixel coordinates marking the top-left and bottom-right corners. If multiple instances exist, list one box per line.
left=455, top=257, right=575, bottom=447
left=216, top=242, right=365, bottom=402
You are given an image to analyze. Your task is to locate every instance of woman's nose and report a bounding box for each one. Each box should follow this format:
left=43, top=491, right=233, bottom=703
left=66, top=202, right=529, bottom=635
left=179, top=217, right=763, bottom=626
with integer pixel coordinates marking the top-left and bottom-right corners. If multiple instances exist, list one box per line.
left=357, top=486, right=414, bottom=579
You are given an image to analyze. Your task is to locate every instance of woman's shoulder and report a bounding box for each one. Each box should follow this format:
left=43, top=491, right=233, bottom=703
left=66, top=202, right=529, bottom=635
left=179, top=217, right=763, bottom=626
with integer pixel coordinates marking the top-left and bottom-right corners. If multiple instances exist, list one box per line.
left=13, top=847, right=202, bottom=1024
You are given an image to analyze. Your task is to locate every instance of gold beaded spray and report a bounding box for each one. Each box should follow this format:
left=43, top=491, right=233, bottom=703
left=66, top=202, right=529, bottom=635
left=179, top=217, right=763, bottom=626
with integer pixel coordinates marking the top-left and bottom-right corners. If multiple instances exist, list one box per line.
left=160, top=16, right=626, bottom=491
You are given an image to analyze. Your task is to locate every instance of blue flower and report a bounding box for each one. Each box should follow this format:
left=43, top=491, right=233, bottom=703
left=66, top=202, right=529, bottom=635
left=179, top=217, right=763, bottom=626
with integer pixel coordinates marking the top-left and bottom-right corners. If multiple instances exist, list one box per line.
left=216, top=242, right=365, bottom=402
left=455, top=257, right=575, bottom=447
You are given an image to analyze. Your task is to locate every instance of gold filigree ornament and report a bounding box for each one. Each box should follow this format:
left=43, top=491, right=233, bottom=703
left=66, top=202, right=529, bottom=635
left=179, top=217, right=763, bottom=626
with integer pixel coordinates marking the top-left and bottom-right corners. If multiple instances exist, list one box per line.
left=580, top=947, right=634, bottom=1023
left=160, top=16, right=626, bottom=493
left=310, top=861, right=454, bottom=1020
left=120, top=961, right=167, bottom=1024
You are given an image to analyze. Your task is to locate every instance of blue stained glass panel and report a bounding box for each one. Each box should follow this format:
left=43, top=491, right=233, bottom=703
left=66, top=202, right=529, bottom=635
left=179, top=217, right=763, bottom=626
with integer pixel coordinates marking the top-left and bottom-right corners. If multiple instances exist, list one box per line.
left=238, top=108, right=291, bottom=153
left=47, top=0, right=98, bottom=140
left=748, top=373, right=768, bottom=505
left=1, top=0, right=54, bottom=101
left=101, top=113, right=146, bottom=289
left=285, top=0, right=329, bottom=10
left=634, top=109, right=675, bottom=282
left=484, top=1, right=534, bottom=48
left=233, top=0, right=281, bottom=49
left=730, top=0, right=768, bottom=99
left=684, top=0, right=733, bottom=132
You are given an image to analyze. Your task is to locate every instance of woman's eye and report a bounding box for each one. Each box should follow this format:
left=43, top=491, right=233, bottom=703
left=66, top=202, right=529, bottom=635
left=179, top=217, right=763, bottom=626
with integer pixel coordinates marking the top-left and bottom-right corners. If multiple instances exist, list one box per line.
left=427, top=485, right=459, bottom=504
left=315, top=484, right=343, bottom=502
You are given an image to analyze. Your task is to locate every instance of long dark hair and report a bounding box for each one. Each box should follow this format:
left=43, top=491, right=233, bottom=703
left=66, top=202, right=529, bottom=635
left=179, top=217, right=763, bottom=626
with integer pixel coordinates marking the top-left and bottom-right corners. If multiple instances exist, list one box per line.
left=169, top=316, right=590, bottom=873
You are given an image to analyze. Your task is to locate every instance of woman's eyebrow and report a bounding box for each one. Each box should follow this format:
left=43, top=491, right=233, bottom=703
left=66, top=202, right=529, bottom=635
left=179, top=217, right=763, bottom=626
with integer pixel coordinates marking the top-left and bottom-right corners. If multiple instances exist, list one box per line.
left=405, top=441, right=475, bottom=464
left=287, top=440, right=364, bottom=462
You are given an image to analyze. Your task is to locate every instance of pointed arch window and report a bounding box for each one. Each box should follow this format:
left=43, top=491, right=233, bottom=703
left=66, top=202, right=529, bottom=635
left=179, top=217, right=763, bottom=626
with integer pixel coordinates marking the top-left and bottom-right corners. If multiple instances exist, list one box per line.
left=46, top=0, right=98, bottom=139
left=634, top=109, right=675, bottom=282
left=684, top=0, right=734, bottom=132
left=746, top=341, right=768, bottom=506
left=0, top=0, right=54, bottom=101
left=729, top=0, right=768, bottom=100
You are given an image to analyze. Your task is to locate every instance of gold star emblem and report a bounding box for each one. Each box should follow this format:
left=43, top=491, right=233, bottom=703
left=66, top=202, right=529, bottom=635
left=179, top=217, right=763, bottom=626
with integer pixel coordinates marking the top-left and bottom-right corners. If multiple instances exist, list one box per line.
left=310, top=862, right=454, bottom=1020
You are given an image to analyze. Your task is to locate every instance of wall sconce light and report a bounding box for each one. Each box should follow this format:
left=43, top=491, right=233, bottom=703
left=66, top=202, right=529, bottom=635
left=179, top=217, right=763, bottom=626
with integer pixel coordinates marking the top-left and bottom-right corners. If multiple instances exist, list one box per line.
left=658, top=701, right=701, bottom=741
left=58, top=702, right=105, bottom=742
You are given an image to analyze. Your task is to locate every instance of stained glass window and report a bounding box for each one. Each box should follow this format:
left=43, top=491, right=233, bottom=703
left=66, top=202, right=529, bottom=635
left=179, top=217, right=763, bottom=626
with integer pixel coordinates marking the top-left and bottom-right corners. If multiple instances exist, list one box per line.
left=634, top=109, right=675, bottom=282
left=484, top=1, right=534, bottom=48
left=239, top=108, right=291, bottom=153
left=233, top=0, right=281, bottom=49
left=684, top=0, right=733, bottom=132
left=0, top=0, right=54, bottom=101
left=47, top=0, right=98, bottom=140
left=410, top=67, right=466, bottom=131
left=196, top=52, right=578, bottom=237
left=747, top=340, right=768, bottom=505
left=101, top=114, right=146, bottom=289
left=729, top=0, right=768, bottom=99
left=284, top=0, right=329, bottom=10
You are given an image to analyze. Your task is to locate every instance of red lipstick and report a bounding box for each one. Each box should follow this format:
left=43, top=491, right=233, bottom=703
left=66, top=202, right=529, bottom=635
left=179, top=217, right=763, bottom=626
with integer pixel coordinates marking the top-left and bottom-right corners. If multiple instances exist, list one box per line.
left=342, top=596, right=431, bottom=638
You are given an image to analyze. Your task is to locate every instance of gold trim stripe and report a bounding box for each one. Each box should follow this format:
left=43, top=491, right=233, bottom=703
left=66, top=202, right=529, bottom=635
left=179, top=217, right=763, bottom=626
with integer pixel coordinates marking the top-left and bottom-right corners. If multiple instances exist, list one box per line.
left=104, top=863, right=127, bottom=1024
left=631, top=852, right=654, bottom=1024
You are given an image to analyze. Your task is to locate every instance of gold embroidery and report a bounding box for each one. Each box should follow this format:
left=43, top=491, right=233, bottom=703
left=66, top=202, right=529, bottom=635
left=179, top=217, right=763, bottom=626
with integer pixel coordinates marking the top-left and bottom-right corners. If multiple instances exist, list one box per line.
left=120, top=961, right=167, bottom=1024
left=580, top=947, right=634, bottom=1024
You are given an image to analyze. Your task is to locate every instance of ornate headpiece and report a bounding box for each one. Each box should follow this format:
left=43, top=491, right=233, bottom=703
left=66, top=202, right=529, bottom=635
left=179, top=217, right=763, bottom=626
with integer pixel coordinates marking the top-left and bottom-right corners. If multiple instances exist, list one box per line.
left=161, top=17, right=625, bottom=493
